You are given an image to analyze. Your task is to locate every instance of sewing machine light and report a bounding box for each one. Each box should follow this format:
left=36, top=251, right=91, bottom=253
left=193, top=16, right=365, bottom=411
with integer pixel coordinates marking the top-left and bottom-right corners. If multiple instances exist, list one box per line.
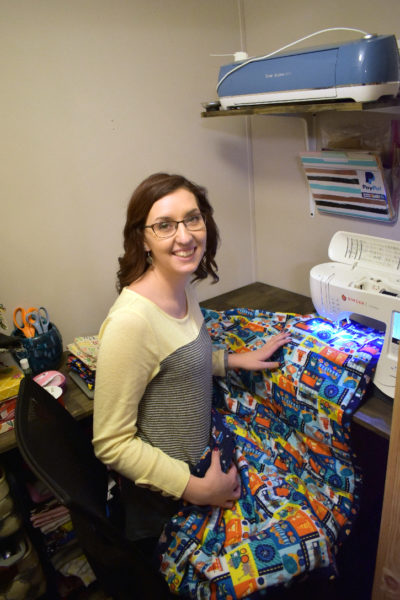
left=293, top=315, right=384, bottom=368
left=310, top=231, right=400, bottom=398
left=311, top=320, right=338, bottom=341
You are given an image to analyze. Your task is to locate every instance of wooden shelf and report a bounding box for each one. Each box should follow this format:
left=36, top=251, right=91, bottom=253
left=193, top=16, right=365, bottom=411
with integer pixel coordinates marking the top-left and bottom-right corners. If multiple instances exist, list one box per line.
left=201, top=97, right=400, bottom=118
left=353, top=390, right=392, bottom=438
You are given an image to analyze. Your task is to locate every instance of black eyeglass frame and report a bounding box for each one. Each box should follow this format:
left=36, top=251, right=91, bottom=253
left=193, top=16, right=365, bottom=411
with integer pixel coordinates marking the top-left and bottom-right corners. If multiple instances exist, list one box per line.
left=143, top=213, right=206, bottom=239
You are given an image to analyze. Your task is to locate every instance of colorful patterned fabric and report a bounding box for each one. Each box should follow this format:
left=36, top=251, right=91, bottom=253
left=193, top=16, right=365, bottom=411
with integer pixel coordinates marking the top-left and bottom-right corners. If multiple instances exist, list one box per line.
left=158, top=308, right=383, bottom=599
left=67, top=335, right=99, bottom=371
left=67, top=355, right=96, bottom=390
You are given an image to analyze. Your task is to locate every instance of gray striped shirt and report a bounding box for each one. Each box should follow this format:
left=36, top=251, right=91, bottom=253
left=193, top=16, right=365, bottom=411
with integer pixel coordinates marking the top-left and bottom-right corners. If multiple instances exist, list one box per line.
left=137, top=321, right=212, bottom=466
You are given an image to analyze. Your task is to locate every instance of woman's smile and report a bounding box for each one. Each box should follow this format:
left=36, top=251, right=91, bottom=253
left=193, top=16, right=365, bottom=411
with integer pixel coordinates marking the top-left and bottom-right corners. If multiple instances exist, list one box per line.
left=173, top=247, right=197, bottom=259
left=144, top=188, right=207, bottom=280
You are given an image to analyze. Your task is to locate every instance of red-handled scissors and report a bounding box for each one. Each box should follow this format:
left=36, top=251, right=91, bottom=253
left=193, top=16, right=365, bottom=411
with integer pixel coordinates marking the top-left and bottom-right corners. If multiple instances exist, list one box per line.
left=13, top=306, right=37, bottom=338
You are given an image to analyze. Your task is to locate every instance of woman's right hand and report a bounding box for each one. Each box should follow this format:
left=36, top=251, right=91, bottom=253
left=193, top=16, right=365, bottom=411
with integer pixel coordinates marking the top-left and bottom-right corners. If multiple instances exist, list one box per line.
left=182, top=448, right=241, bottom=509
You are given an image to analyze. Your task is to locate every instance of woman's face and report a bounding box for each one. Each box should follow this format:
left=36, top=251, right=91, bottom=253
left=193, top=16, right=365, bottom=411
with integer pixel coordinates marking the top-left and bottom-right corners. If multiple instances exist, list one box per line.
left=143, top=187, right=207, bottom=281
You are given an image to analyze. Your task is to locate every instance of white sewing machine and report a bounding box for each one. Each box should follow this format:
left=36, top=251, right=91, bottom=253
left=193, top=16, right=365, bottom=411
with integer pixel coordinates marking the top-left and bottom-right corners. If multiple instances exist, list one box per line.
left=310, top=231, right=400, bottom=398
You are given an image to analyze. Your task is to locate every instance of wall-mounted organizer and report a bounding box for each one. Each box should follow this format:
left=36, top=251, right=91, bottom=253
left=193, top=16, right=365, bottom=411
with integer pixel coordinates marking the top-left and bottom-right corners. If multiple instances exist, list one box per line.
left=201, top=98, right=400, bottom=222
left=300, top=150, right=398, bottom=221
left=299, top=114, right=400, bottom=221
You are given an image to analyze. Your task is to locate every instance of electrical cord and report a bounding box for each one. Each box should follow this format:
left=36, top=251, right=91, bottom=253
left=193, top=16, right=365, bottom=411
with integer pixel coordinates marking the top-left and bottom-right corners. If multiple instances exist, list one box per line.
left=216, top=27, right=374, bottom=93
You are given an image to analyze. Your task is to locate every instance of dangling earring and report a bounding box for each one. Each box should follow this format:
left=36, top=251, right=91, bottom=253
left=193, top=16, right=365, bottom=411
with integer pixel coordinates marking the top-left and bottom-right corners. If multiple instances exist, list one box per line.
left=146, top=250, right=153, bottom=265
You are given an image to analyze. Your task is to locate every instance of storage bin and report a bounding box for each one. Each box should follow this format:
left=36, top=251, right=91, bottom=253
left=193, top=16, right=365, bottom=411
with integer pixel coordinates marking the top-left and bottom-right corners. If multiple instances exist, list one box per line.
left=11, top=325, right=63, bottom=376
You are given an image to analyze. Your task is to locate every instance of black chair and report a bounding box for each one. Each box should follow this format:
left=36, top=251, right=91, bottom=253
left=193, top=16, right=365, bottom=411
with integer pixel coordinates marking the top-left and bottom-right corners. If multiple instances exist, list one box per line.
left=15, top=376, right=175, bottom=600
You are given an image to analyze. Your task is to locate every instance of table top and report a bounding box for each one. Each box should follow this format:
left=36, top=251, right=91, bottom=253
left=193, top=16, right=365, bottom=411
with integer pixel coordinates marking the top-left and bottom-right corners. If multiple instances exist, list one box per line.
left=0, top=354, right=94, bottom=454
left=0, top=282, right=391, bottom=454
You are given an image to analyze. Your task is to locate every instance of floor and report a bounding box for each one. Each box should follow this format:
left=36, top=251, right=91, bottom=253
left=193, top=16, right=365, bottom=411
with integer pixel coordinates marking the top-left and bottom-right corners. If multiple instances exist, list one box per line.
left=74, top=283, right=389, bottom=599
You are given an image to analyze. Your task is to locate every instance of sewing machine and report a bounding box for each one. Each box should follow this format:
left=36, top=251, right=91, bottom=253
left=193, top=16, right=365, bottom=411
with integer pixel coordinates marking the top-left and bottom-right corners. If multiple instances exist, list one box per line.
left=310, top=231, right=400, bottom=398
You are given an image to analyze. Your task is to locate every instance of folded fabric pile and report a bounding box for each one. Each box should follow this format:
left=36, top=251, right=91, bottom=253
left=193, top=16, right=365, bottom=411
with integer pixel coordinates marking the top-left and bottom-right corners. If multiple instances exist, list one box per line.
left=158, top=308, right=383, bottom=599
left=66, top=336, right=98, bottom=396
left=30, top=499, right=74, bottom=556
left=28, top=484, right=96, bottom=592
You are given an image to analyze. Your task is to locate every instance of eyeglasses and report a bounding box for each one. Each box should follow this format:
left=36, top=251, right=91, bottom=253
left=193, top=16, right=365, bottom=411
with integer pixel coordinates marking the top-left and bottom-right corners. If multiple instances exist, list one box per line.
left=144, top=213, right=206, bottom=239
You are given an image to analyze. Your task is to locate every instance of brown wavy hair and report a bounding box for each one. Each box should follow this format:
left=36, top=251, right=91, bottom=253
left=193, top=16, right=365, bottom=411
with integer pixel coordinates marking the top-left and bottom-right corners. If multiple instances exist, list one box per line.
left=117, top=172, right=220, bottom=293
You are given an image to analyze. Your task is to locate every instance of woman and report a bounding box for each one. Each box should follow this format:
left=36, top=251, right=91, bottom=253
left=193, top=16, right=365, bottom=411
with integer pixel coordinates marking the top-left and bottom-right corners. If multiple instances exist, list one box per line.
left=92, top=172, right=290, bottom=541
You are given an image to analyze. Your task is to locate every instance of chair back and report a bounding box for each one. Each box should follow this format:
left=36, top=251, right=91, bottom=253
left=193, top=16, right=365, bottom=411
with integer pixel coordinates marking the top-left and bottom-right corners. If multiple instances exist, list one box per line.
left=16, top=377, right=108, bottom=518
left=15, top=376, right=173, bottom=600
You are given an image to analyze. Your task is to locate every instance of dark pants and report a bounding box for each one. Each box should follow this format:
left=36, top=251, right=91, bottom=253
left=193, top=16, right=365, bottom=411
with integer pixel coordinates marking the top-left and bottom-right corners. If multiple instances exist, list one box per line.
left=119, top=475, right=179, bottom=541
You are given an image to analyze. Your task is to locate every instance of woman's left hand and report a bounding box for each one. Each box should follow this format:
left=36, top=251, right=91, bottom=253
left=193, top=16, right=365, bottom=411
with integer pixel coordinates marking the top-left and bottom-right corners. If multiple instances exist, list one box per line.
left=227, top=330, right=291, bottom=371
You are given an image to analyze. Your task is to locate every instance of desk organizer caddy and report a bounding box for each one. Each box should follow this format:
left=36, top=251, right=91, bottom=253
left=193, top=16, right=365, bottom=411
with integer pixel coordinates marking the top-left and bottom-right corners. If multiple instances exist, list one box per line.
left=11, top=324, right=63, bottom=376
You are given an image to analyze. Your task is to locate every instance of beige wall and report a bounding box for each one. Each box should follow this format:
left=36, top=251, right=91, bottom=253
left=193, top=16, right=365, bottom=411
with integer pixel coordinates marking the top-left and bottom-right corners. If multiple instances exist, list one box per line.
left=2, top=0, right=400, bottom=348
left=1, top=0, right=254, bottom=344
left=243, top=0, right=400, bottom=295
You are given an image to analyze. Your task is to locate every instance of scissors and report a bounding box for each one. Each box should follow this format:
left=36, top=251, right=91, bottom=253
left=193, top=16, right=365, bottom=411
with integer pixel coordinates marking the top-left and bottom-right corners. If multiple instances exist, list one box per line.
left=26, top=307, right=50, bottom=336
left=13, top=307, right=37, bottom=338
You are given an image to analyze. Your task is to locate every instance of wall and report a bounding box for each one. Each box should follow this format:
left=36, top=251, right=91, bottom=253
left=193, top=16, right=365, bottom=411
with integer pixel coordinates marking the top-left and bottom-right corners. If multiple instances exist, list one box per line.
left=1, top=0, right=253, bottom=345
left=3, top=0, right=400, bottom=349
left=243, top=0, right=400, bottom=296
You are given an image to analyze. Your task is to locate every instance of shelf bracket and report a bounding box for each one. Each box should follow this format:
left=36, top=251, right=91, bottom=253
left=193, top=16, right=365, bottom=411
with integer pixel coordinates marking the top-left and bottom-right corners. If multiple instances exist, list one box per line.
left=261, top=111, right=318, bottom=217
left=301, top=113, right=317, bottom=217
left=279, top=113, right=317, bottom=217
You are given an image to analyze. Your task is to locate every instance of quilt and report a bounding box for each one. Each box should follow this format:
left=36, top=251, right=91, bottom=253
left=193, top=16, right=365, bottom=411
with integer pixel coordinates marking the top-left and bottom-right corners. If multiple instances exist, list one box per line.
left=157, top=308, right=383, bottom=599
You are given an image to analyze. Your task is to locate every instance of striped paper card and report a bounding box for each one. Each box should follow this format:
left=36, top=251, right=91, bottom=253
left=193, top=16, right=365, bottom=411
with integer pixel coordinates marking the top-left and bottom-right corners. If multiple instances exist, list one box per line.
left=300, top=151, right=396, bottom=221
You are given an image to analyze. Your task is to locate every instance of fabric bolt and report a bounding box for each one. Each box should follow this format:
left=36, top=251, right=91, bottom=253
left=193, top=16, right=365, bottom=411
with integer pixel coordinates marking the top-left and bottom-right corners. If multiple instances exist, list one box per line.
left=67, top=356, right=96, bottom=390
left=57, top=553, right=96, bottom=587
left=42, top=524, right=76, bottom=558
left=31, top=505, right=70, bottom=528
left=67, top=336, right=99, bottom=371
left=51, top=540, right=96, bottom=587
left=30, top=499, right=77, bottom=559
left=39, top=515, right=72, bottom=535
left=158, top=308, right=383, bottom=599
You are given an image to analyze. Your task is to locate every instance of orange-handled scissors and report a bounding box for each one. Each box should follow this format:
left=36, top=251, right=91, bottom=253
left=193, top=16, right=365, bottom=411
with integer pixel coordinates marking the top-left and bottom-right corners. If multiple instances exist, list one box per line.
left=13, top=306, right=37, bottom=338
